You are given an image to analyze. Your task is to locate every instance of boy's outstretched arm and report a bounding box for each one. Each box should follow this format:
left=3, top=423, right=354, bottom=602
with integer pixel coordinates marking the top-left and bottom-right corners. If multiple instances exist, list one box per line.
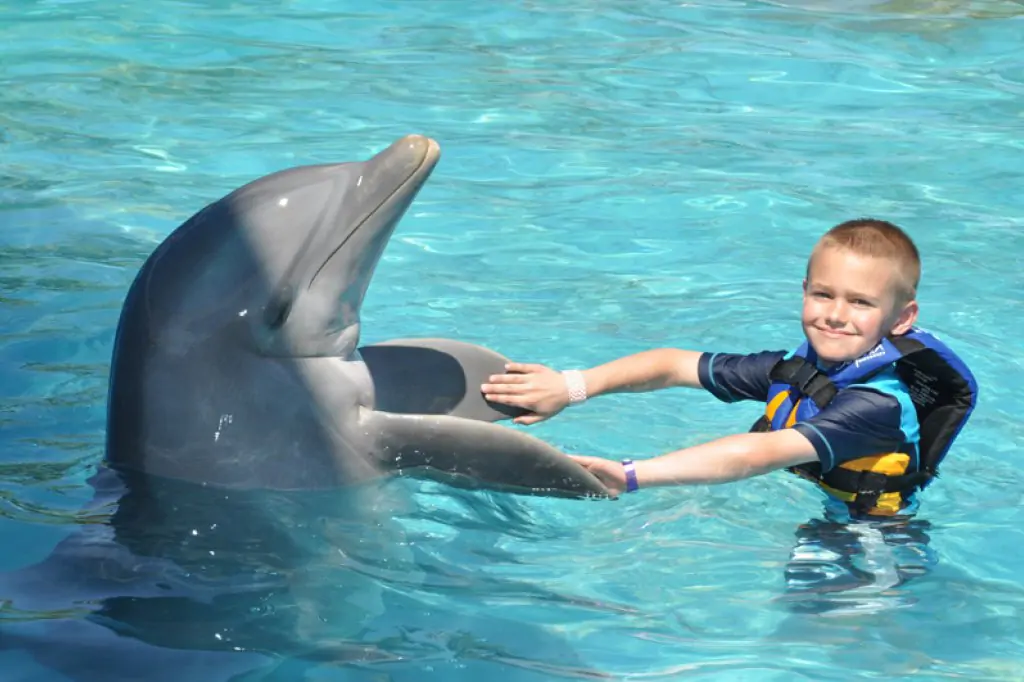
left=481, top=348, right=703, bottom=425
left=572, top=429, right=819, bottom=496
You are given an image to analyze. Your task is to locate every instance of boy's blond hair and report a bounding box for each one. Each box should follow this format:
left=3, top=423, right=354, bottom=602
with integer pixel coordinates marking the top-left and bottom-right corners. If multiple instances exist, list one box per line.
left=810, top=218, right=920, bottom=305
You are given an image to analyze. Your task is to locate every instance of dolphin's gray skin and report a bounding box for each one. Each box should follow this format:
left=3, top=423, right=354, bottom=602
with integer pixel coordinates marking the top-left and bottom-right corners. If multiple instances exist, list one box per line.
left=105, top=134, right=609, bottom=499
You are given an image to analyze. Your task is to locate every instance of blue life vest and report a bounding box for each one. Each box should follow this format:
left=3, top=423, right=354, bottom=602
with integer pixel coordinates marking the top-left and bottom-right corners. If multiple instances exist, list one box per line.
left=751, top=327, right=978, bottom=515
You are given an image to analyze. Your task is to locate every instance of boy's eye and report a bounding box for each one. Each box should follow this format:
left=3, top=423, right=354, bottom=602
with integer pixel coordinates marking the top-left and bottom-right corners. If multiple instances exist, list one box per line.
left=852, top=299, right=873, bottom=307
left=812, top=291, right=831, bottom=299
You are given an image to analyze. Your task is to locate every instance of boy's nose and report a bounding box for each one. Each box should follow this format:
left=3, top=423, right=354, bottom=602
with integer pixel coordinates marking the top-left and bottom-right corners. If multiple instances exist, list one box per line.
left=825, top=300, right=848, bottom=323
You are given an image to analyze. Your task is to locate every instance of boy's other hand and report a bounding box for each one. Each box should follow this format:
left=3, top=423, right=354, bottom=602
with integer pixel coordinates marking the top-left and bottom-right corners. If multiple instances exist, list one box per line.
left=569, top=455, right=628, bottom=496
left=481, top=362, right=570, bottom=425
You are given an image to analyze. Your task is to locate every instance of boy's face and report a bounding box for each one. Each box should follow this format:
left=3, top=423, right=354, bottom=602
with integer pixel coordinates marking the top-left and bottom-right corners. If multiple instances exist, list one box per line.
left=801, top=246, right=918, bottom=365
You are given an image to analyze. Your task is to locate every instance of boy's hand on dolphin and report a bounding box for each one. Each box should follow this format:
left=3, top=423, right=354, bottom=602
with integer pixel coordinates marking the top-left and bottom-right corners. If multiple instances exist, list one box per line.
left=481, top=362, right=570, bottom=425
left=569, top=455, right=628, bottom=496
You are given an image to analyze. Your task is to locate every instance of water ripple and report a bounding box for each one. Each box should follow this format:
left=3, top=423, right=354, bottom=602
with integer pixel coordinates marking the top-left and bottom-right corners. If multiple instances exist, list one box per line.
left=2, top=0, right=1023, bottom=679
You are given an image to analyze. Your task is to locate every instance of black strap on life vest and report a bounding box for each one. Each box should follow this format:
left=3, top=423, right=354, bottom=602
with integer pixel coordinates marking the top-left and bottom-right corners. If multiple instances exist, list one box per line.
left=789, top=462, right=932, bottom=513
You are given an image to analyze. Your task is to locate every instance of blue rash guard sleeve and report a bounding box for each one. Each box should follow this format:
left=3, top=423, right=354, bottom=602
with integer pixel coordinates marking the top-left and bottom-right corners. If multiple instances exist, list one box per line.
left=791, top=387, right=909, bottom=473
left=697, top=350, right=787, bottom=403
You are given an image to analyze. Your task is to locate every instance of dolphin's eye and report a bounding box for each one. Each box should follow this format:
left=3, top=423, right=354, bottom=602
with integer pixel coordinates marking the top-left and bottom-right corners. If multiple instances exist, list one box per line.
left=264, top=294, right=292, bottom=329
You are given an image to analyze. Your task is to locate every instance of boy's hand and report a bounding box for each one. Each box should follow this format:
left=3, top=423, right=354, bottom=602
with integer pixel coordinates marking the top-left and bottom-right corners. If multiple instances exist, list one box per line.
left=481, top=362, right=571, bottom=425
left=569, top=455, right=628, bottom=496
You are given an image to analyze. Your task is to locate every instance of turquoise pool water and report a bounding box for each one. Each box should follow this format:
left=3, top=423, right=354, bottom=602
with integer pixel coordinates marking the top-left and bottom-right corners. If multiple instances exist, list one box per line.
left=2, top=0, right=1023, bottom=679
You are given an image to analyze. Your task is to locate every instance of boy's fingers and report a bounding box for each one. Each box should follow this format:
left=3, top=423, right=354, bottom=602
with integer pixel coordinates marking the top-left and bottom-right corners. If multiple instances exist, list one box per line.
left=485, top=373, right=528, bottom=384
left=480, top=382, right=527, bottom=395
left=484, top=393, right=527, bottom=406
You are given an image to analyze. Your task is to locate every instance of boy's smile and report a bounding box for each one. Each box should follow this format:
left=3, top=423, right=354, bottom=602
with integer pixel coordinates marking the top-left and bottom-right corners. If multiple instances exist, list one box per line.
left=802, top=246, right=917, bottom=366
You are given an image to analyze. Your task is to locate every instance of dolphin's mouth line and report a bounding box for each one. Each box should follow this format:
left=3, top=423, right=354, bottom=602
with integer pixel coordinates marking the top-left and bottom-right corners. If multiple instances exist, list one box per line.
left=306, top=145, right=436, bottom=290
left=263, top=176, right=344, bottom=329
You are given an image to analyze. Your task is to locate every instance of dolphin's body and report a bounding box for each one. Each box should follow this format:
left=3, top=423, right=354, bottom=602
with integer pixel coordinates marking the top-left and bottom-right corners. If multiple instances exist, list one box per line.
left=104, top=134, right=608, bottom=498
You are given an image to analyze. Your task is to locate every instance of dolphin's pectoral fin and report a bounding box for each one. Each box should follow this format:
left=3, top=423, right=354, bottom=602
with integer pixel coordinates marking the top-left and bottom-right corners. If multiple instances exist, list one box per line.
left=358, top=338, right=529, bottom=422
left=365, top=410, right=612, bottom=499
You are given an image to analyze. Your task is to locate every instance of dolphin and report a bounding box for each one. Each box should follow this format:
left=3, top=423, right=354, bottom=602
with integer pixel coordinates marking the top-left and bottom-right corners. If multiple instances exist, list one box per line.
left=104, top=134, right=610, bottom=498
left=1, top=136, right=616, bottom=680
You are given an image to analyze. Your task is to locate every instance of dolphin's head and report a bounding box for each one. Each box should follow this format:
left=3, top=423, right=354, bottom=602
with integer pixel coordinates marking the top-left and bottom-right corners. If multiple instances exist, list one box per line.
left=131, top=134, right=440, bottom=359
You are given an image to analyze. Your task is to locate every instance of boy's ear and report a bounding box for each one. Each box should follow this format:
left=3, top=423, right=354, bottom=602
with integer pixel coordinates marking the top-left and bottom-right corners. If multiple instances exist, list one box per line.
left=890, top=299, right=919, bottom=335
left=801, top=278, right=808, bottom=294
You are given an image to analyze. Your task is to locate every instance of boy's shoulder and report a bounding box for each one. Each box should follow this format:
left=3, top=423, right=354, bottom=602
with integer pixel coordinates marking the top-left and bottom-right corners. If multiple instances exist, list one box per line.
left=698, top=348, right=788, bottom=403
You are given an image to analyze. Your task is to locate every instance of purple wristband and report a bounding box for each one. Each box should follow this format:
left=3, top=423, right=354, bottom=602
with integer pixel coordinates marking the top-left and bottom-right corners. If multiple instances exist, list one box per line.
left=622, top=459, right=639, bottom=493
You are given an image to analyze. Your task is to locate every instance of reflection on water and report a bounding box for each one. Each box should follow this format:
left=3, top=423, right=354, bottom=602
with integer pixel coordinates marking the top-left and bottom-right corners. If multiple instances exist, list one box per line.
left=1, top=466, right=613, bottom=680
left=781, top=514, right=937, bottom=616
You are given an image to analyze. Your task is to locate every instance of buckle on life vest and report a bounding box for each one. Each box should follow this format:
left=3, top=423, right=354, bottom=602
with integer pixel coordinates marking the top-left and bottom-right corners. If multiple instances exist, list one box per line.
left=852, top=470, right=888, bottom=510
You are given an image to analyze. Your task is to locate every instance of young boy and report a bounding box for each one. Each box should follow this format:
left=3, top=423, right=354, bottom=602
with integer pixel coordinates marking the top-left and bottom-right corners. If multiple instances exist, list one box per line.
left=481, top=219, right=977, bottom=519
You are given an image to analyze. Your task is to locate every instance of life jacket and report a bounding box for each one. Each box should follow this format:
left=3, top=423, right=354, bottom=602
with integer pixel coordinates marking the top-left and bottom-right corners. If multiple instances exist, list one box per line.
left=750, top=327, right=978, bottom=516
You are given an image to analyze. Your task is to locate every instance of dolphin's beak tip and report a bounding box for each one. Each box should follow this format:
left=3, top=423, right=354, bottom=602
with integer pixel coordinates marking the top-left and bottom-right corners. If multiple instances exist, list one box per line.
left=395, top=134, right=441, bottom=162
